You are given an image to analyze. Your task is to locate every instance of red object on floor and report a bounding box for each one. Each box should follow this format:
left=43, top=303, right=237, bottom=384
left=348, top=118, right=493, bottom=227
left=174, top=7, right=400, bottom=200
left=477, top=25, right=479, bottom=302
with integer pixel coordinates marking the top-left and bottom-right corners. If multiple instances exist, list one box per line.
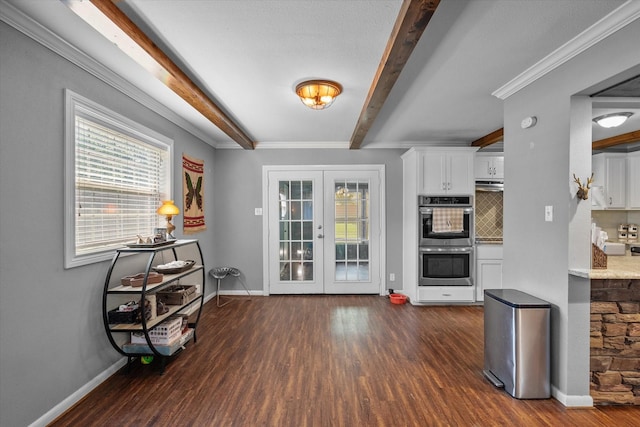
left=390, top=294, right=407, bottom=304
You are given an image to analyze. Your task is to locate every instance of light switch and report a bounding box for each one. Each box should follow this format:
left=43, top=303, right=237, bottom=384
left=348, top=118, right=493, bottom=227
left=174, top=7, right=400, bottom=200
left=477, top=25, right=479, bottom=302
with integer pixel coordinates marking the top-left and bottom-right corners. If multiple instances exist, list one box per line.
left=545, top=205, right=553, bottom=222
left=254, top=208, right=263, bottom=216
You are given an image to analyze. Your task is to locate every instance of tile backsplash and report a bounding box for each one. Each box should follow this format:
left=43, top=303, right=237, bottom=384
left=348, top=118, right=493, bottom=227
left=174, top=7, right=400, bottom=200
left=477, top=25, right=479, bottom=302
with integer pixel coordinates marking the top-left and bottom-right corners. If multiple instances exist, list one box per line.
left=475, top=191, right=503, bottom=239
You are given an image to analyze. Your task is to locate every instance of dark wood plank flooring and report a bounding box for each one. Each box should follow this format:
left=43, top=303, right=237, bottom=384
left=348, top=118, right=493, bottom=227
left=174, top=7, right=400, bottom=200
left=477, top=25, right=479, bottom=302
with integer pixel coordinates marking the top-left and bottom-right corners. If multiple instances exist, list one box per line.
left=50, top=296, right=639, bottom=426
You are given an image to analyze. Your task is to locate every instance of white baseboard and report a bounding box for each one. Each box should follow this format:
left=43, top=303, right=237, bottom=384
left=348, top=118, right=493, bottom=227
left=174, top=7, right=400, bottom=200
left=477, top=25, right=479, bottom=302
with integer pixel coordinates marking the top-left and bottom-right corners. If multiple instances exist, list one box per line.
left=217, top=290, right=264, bottom=296
left=29, top=295, right=221, bottom=427
left=29, top=357, right=128, bottom=427
left=552, top=385, right=594, bottom=407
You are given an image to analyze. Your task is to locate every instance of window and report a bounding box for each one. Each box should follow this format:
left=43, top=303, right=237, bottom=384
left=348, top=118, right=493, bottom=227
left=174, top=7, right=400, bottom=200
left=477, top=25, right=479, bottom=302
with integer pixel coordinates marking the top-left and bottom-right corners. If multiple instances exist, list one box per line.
left=65, top=90, right=172, bottom=268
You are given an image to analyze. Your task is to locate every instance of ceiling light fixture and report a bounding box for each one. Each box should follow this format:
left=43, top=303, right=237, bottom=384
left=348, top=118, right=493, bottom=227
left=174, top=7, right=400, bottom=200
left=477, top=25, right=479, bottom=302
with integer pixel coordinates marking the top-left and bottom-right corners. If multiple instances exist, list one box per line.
left=592, top=112, right=634, bottom=128
left=295, top=80, right=343, bottom=110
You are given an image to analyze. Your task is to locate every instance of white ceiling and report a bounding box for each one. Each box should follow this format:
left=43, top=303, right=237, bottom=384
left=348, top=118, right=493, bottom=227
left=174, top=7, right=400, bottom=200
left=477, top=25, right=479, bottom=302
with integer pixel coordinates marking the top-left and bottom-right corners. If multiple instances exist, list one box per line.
left=3, top=0, right=638, bottom=149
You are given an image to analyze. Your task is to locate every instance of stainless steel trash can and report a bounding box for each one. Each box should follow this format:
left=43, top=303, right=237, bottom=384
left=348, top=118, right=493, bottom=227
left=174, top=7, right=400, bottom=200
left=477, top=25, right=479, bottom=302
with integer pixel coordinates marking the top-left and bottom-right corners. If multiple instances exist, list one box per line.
left=483, top=289, right=550, bottom=399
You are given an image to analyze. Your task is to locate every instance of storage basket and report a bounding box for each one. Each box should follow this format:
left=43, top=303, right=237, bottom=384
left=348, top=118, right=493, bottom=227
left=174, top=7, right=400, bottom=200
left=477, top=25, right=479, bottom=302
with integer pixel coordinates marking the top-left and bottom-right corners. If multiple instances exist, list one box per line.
left=120, top=272, right=163, bottom=287
left=157, top=284, right=197, bottom=305
left=107, top=307, right=139, bottom=324
left=592, top=244, right=607, bottom=269
left=131, top=316, right=183, bottom=345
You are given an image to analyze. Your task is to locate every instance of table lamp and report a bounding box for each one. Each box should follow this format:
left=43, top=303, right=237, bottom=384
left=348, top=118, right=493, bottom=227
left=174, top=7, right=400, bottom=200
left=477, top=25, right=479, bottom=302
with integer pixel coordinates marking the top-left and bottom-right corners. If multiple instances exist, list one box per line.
left=157, top=200, right=180, bottom=238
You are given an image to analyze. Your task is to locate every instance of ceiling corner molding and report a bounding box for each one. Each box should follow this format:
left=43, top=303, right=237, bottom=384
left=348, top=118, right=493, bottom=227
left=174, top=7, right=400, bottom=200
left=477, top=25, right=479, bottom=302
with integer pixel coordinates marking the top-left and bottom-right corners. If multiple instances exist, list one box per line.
left=492, top=0, right=640, bottom=100
left=257, top=141, right=351, bottom=150
left=0, top=1, right=220, bottom=148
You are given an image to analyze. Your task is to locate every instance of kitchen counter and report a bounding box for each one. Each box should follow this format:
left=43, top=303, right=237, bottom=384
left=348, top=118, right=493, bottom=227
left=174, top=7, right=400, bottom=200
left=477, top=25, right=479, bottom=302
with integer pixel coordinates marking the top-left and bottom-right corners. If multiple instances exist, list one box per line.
left=569, top=252, right=640, bottom=279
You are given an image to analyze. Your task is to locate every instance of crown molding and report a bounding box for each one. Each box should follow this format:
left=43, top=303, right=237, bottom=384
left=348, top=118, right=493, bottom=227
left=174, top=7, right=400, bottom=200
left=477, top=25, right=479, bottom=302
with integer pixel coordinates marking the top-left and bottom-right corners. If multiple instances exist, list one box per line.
left=0, top=0, right=219, bottom=147
left=362, top=140, right=472, bottom=149
left=493, top=0, right=640, bottom=100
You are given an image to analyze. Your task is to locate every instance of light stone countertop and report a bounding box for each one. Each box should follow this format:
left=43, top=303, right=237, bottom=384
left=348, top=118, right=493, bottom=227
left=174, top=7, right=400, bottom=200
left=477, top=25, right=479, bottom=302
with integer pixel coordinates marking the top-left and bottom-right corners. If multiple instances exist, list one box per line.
left=569, top=252, right=640, bottom=279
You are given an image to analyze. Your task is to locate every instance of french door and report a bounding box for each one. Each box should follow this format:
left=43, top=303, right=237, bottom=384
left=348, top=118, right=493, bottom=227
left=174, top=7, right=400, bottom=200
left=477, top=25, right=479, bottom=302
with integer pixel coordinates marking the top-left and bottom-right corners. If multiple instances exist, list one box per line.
left=264, top=167, right=383, bottom=295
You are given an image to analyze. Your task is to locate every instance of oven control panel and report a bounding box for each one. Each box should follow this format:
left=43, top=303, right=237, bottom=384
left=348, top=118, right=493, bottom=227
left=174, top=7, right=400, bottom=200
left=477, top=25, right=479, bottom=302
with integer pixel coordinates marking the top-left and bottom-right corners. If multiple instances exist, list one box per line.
left=419, top=195, right=472, bottom=206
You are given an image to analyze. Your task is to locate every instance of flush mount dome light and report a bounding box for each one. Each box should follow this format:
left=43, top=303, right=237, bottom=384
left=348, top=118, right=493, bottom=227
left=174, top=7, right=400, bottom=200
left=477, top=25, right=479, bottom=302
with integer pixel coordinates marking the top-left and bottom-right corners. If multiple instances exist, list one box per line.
left=295, top=80, right=342, bottom=110
left=592, top=112, right=634, bottom=128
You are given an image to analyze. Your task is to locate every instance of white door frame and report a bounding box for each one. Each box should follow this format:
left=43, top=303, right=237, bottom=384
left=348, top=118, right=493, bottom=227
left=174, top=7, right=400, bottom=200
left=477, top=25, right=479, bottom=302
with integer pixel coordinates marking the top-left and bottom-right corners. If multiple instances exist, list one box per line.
left=262, top=164, right=386, bottom=296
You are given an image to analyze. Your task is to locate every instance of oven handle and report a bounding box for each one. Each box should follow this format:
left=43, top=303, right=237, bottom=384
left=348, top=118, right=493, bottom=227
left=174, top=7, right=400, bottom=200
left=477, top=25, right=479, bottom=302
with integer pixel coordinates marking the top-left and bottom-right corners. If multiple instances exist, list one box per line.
left=419, top=246, right=473, bottom=253
left=419, top=207, right=473, bottom=214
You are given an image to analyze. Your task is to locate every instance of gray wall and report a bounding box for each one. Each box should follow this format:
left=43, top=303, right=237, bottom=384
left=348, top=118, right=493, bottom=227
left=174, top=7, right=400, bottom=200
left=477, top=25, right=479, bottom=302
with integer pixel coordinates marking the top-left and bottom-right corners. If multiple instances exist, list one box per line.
left=0, top=22, right=216, bottom=426
left=0, top=21, right=406, bottom=426
left=212, top=148, right=405, bottom=293
left=502, top=18, right=640, bottom=403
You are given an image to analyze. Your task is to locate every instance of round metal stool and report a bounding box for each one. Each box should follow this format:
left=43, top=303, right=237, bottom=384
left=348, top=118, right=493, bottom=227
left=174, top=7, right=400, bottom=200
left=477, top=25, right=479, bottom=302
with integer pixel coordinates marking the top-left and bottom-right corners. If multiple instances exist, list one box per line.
left=209, top=267, right=251, bottom=307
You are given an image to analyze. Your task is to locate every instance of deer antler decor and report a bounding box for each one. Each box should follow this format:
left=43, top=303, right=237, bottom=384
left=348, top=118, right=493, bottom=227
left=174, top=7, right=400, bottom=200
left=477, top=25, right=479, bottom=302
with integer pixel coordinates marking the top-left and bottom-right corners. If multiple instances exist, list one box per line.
left=573, top=173, right=594, bottom=201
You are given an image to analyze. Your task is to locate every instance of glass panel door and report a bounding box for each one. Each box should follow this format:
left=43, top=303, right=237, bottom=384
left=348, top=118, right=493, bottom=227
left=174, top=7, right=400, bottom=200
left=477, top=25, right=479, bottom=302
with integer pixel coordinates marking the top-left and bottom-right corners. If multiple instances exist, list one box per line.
left=324, top=171, right=380, bottom=294
left=266, top=168, right=381, bottom=295
left=333, top=180, right=369, bottom=282
left=278, top=179, right=314, bottom=282
left=268, top=171, right=324, bottom=294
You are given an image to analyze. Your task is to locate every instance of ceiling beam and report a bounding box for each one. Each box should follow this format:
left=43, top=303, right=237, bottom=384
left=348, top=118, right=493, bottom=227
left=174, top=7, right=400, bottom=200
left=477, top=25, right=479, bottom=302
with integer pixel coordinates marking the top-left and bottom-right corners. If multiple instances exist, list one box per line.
left=80, top=0, right=256, bottom=149
left=471, top=128, right=504, bottom=148
left=469, top=127, right=640, bottom=150
left=592, top=130, right=640, bottom=150
left=349, top=0, right=441, bottom=149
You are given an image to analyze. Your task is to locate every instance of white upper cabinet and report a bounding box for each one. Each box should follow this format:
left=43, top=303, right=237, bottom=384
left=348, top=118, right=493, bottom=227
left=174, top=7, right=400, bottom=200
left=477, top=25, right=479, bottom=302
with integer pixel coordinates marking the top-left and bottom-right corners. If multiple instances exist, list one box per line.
left=474, top=154, right=504, bottom=180
left=592, top=153, right=626, bottom=209
left=419, top=149, right=476, bottom=195
left=628, top=152, right=640, bottom=209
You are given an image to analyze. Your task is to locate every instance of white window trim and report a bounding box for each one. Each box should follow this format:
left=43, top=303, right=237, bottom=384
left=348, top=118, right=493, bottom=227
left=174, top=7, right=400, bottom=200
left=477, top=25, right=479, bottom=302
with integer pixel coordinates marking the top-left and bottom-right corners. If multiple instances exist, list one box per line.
left=64, top=89, right=174, bottom=268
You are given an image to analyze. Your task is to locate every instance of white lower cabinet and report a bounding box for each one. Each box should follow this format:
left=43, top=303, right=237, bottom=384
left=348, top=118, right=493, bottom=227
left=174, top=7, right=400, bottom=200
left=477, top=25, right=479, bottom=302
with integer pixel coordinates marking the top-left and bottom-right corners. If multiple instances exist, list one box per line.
left=418, top=286, right=475, bottom=303
left=476, top=245, right=503, bottom=302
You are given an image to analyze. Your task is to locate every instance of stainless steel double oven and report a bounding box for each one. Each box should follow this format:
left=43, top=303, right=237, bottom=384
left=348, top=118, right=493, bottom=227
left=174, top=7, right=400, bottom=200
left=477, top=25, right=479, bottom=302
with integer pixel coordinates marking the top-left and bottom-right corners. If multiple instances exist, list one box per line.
left=418, top=195, right=474, bottom=287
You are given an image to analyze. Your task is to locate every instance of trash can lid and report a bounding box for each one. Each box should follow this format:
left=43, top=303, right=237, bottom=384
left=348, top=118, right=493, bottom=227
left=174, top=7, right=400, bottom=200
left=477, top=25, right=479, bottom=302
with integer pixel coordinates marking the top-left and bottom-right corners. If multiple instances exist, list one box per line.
left=484, top=289, right=551, bottom=308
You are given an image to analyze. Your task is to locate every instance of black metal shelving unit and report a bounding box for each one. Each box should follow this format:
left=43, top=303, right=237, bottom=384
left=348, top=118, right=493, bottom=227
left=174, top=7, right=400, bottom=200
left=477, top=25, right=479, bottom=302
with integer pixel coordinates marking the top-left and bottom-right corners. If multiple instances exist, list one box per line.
left=102, top=239, right=205, bottom=373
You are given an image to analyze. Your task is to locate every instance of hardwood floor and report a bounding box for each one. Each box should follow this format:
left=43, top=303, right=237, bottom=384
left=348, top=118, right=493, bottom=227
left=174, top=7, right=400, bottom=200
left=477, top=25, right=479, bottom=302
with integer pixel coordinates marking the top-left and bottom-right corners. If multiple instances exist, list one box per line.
left=51, top=296, right=639, bottom=426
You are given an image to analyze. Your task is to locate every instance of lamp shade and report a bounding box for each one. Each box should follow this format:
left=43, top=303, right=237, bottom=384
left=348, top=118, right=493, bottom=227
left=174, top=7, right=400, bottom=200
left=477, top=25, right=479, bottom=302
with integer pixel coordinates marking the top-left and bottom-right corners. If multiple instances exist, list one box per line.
left=592, top=112, right=633, bottom=128
left=157, top=200, right=180, bottom=216
left=295, top=80, right=342, bottom=110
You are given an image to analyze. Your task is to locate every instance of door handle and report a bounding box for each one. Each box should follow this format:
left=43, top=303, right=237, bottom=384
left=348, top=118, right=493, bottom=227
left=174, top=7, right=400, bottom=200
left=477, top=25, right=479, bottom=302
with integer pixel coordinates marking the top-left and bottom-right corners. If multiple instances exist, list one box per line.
left=317, top=234, right=324, bottom=238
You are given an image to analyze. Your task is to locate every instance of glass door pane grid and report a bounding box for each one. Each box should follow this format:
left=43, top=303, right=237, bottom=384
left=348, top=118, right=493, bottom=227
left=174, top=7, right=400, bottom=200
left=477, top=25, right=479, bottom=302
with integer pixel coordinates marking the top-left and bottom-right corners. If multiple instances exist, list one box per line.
left=279, top=180, right=314, bottom=281
left=334, top=180, right=370, bottom=281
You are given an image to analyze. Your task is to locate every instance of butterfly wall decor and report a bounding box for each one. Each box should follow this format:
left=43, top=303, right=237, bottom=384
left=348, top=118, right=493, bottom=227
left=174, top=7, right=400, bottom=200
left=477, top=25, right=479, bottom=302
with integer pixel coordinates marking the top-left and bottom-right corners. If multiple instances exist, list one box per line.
left=185, top=172, right=203, bottom=211
left=182, top=153, right=206, bottom=233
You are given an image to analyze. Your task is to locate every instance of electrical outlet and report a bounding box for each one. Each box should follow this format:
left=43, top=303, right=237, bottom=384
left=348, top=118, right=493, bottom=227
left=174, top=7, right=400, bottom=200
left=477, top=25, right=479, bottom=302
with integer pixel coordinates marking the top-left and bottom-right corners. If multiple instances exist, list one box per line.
left=389, top=273, right=395, bottom=282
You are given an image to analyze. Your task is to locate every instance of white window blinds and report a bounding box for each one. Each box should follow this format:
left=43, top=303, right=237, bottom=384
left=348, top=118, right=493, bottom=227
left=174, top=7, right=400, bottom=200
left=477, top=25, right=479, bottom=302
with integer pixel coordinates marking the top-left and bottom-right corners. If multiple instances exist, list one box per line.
left=65, top=90, right=172, bottom=268
left=75, top=115, right=168, bottom=254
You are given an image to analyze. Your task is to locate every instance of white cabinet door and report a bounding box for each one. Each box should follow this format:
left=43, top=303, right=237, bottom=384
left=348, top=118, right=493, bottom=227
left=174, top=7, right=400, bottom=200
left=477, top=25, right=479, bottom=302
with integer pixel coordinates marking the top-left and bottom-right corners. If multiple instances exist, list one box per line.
left=474, top=155, right=504, bottom=180
left=475, top=244, right=503, bottom=302
left=592, top=153, right=626, bottom=209
left=448, top=152, right=475, bottom=194
left=627, top=153, right=640, bottom=209
left=417, top=286, right=475, bottom=302
left=492, top=156, right=504, bottom=179
left=420, top=151, right=474, bottom=195
left=419, top=152, right=447, bottom=194
left=605, top=156, right=626, bottom=208
left=474, top=156, right=493, bottom=180
left=476, top=259, right=503, bottom=302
